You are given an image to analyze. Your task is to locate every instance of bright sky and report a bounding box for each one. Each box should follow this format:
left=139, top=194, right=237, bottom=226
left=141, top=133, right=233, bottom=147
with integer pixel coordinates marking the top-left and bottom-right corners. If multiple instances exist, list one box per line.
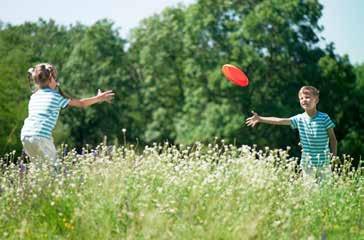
left=1, top=0, right=363, bottom=64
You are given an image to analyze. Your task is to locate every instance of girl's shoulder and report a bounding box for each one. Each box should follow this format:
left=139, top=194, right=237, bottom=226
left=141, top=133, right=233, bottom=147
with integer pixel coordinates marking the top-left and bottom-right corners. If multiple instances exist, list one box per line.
left=32, top=88, right=63, bottom=99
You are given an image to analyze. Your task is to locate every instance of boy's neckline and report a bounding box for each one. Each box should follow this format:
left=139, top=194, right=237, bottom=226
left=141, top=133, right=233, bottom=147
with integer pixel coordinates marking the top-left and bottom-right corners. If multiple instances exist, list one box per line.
left=304, top=111, right=319, bottom=119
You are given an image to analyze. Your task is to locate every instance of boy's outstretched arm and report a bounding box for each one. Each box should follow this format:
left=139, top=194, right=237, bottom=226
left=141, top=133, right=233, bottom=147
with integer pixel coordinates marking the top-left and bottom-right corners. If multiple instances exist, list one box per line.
left=69, top=89, right=114, bottom=108
left=245, top=111, right=291, bottom=127
left=327, top=128, right=337, bottom=156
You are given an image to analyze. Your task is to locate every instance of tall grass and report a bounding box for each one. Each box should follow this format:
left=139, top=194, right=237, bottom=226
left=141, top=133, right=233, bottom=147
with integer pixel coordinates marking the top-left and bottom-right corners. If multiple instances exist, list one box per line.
left=0, top=142, right=363, bottom=239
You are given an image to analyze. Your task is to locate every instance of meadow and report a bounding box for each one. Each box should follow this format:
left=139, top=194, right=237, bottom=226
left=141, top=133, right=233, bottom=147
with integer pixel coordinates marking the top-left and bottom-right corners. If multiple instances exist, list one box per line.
left=0, top=142, right=363, bottom=239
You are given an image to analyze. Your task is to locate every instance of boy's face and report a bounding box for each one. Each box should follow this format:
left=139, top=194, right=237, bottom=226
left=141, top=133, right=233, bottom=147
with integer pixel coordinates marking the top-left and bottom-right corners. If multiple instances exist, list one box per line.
left=299, top=90, right=318, bottom=111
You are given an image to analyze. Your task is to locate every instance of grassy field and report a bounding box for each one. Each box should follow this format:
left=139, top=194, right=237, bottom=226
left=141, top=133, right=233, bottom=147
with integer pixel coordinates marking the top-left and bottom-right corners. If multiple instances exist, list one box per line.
left=0, top=142, right=363, bottom=239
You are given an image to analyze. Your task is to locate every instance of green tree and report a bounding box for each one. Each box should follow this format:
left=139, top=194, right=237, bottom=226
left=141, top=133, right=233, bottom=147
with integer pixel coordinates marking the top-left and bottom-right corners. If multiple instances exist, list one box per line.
left=60, top=20, right=139, bottom=148
left=128, top=0, right=358, bottom=162
left=337, top=62, right=364, bottom=162
left=128, top=6, right=187, bottom=142
left=0, top=0, right=360, bottom=163
left=0, top=36, right=29, bottom=154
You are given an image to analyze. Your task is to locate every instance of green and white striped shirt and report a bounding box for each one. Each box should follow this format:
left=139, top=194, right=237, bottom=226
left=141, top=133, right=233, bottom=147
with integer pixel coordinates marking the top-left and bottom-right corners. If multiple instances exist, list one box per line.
left=21, top=88, right=70, bottom=139
left=290, top=112, right=335, bottom=167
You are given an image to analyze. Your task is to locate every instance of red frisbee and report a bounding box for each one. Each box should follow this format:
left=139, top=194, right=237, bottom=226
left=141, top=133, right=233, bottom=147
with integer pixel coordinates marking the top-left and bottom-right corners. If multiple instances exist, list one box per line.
left=222, top=64, right=249, bottom=87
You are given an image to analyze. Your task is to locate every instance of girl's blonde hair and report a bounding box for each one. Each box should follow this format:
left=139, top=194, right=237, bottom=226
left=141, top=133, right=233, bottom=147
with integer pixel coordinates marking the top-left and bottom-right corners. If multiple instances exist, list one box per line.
left=27, top=63, right=57, bottom=89
left=298, top=86, right=320, bottom=97
left=27, top=63, right=69, bottom=98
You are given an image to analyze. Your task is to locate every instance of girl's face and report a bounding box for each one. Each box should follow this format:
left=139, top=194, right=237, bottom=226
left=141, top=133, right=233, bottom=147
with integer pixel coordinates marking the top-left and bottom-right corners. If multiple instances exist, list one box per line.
left=299, top=91, right=318, bottom=111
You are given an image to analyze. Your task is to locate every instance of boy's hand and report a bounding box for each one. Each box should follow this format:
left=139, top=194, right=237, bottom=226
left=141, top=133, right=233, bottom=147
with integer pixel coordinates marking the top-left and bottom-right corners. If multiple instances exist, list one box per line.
left=246, top=111, right=260, bottom=127
left=97, top=89, right=114, bottom=103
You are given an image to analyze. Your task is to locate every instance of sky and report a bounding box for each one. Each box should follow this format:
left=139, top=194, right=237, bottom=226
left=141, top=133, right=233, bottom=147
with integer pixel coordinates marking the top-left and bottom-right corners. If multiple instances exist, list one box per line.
left=1, top=0, right=363, bottom=64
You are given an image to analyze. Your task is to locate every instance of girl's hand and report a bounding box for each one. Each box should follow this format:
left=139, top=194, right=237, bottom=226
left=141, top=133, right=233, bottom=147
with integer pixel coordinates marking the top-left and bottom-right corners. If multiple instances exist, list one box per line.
left=97, top=89, right=114, bottom=103
left=245, top=111, right=260, bottom=127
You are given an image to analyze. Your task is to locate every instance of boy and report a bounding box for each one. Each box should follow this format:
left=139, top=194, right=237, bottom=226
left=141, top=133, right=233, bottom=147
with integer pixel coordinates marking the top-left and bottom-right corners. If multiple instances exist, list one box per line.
left=246, top=86, right=337, bottom=182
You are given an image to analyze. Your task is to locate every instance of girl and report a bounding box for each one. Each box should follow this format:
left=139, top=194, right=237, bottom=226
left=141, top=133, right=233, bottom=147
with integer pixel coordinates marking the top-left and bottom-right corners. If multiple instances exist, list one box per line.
left=21, top=63, right=114, bottom=168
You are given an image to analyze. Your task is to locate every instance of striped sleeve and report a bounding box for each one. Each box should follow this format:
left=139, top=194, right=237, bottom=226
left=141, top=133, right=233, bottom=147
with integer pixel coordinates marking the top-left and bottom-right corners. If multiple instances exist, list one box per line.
left=324, top=113, right=335, bottom=129
left=290, top=114, right=300, bottom=129
left=57, top=93, right=70, bottom=108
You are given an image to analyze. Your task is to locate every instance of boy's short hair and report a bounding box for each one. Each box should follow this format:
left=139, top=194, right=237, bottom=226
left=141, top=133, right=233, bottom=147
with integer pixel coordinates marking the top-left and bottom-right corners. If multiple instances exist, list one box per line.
left=298, top=86, right=319, bottom=97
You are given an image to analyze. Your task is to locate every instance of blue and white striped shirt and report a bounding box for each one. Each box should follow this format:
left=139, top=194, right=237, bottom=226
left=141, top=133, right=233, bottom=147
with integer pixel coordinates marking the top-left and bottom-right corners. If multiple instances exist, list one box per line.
left=290, top=112, right=335, bottom=166
left=21, top=88, right=70, bottom=139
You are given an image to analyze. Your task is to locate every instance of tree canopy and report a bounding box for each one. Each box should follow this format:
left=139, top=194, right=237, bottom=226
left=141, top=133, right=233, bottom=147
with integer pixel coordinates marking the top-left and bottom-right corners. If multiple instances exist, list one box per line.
left=0, top=0, right=362, bottom=163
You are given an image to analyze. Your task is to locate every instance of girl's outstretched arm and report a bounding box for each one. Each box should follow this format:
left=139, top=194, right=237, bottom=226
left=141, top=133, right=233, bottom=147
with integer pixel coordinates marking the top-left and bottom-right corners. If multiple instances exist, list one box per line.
left=246, top=111, right=290, bottom=127
left=68, top=89, right=114, bottom=108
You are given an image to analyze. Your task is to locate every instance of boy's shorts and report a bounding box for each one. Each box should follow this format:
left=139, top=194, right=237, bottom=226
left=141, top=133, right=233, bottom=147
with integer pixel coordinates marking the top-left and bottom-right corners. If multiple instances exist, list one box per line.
left=301, top=164, right=332, bottom=185
left=21, top=136, right=58, bottom=167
